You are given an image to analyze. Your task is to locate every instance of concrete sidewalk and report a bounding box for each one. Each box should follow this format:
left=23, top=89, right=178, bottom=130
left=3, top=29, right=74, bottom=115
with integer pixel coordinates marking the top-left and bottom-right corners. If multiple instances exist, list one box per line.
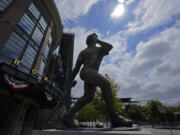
left=32, top=128, right=152, bottom=135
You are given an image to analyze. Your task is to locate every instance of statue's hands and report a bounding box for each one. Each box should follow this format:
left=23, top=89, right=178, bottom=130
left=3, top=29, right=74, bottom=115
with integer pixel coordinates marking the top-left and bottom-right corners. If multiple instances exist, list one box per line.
left=72, top=80, right=77, bottom=87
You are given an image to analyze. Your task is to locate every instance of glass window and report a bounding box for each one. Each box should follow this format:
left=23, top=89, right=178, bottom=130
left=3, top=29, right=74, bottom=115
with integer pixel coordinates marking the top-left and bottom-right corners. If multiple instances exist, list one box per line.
left=34, top=45, right=39, bottom=51
left=15, top=26, right=30, bottom=41
left=0, top=53, right=11, bottom=64
left=0, top=0, right=12, bottom=12
left=17, top=45, right=37, bottom=74
left=32, top=27, right=43, bottom=45
left=14, top=26, right=23, bottom=35
left=18, top=13, right=35, bottom=35
left=21, top=45, right=37, bottom=69
left=0, top=1, right=50, bottom=75
left=0, top=47, right=19, bottom=60
left=17, top=65, right=30, bottom=74
left=0, top=32, right=26, bottom=63
left=39, top=17, right=47, bottom=31
left=8, top=33, right=26, bottom=49
left=29, top=40, right=34, bottom=46
left=28, top=3, right=40, bottom=19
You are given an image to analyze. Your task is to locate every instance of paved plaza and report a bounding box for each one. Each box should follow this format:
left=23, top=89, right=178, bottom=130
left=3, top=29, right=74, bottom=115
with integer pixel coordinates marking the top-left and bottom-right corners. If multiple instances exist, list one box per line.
left=32, top=128, right=152, bottom=135
left=149, top=127, right=180, bottom=135
left=32, top=127, right=180, bottom=135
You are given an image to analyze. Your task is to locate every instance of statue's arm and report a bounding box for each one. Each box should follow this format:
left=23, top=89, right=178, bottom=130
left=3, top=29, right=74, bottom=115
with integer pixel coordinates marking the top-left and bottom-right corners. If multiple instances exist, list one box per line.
left=71, top=52, right=83, bottom=81
left=97, top=40, right=113, bottom=51
left=96, top=39, right=113, bottom=55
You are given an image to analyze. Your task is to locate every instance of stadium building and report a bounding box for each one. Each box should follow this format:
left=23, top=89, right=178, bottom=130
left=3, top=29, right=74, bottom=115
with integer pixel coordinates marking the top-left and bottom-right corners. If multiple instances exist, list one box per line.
left=0, top=0, right=74, bottom=134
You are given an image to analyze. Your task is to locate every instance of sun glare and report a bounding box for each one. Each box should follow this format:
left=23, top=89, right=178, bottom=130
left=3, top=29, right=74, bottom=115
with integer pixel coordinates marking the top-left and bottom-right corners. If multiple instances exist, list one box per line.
left=111, top=4, right=125, bottom=18
left=118, top=0, right=124, bottom=3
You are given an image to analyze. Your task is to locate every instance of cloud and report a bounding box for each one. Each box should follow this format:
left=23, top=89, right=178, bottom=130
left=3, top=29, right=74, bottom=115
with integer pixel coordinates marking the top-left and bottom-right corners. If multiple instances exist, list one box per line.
left=54, top=0, right=99, bottom=22
left=56, top=0, right=180, bottom=106
left=68, top=22, right=180, bottom=106
left=125, top=0, right=135, bottom=5
left=100, top=21, right=180, bottom=106
left=127, top=0, right=180, bottom=34
left=111, top=0, right=135, bottom=19
left=118, top=0, right=135, bottom=5
left=101, top=32, right=132, bottom=67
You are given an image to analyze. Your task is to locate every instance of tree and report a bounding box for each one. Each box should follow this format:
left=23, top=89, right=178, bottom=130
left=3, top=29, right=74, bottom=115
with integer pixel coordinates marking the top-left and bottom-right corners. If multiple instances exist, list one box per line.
left=141, top=105, right=149, bottom=121
left=127, top=104, right=146, bottom=122
left=77, top=103, right=99, bottom=122
left=142, top=100, right=179, bottom=125
left=165, top=107, right=177, bottom=122
left=146, top=100, right=164, bottom=122
left=175, top=106, right=180, bottom=121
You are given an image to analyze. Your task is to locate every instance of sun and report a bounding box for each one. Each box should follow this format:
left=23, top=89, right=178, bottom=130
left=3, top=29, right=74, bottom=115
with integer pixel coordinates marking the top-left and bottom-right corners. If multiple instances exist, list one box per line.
left=111, top=4, right=125, bottom=18
left=118, top=0, right=125, bottom=3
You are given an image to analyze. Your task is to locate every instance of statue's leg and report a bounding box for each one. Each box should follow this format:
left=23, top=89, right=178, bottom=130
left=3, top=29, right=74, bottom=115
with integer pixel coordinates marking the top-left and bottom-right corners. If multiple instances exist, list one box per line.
left=62, top=82, right=96, bottom=128
left=80, top=69, right=133, bottom=127
left=81, top=69, right=117, bottom=117
left=69, top=82, right=96, bottom=116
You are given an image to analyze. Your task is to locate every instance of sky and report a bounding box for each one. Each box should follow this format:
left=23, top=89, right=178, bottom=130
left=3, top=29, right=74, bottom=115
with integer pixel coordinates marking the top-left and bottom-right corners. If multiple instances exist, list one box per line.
left=54, top=0, right=180, bottom=106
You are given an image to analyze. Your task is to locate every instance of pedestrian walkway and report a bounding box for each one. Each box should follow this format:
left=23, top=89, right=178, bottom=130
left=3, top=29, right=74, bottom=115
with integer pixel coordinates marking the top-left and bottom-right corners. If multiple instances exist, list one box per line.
left=147, top=127, right=180, bottom=135
left=32, top=128, right=152, bottom=135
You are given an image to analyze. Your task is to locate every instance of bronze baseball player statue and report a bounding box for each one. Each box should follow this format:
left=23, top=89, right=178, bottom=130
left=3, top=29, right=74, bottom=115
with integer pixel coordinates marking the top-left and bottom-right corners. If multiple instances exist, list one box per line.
left=62, top=33, right=132, bottom=128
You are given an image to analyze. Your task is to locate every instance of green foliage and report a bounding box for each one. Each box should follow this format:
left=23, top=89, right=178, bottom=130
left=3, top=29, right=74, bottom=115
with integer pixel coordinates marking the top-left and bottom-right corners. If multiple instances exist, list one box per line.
left=127, top=104, right=146, bottom=122
left=139, top=100, right=179, bottom=122
left=165, top=107, right=177, bottom=122
left=76, top=74, right=180, bottom=123
left=77, top=103, right=99, bottom=122
left=146, top=100, right=164, bottom=121
left=104, top=74, right=123, bottom=114
left=175, top=106, right=180, bottom=121
left=141, top=106, right=149, bottom=121
left=92, top=90, right=107, bottom=117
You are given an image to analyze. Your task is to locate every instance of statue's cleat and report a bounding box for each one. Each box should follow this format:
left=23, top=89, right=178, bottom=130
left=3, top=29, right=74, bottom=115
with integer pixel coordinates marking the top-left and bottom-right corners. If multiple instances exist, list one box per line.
left=111, top=115, right=133, bottom=128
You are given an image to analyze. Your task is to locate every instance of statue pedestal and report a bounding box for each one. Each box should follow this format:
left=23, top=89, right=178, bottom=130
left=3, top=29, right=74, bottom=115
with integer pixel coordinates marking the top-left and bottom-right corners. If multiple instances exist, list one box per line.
left=33, top=128, right=153, bottom=135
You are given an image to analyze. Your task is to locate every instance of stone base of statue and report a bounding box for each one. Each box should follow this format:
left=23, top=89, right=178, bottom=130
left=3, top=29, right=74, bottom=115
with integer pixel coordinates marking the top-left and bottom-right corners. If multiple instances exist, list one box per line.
left=102, top=124, right=141, bottom=131
left=32, top=126, right=153, bottom=135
